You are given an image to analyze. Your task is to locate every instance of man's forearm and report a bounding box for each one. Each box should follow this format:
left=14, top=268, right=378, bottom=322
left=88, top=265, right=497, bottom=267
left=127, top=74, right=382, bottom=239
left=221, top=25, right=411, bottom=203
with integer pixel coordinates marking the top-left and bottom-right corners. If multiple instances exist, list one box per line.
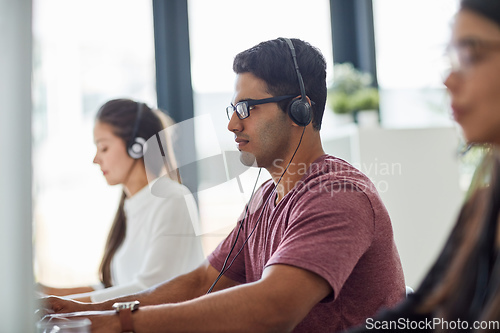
left=131, top=281, right=292, bottom=333
left=53, top=284, right=282, bottom=333
left=120, top=264, right=330, bottom=333
left=94, top=260, right=233, bottom=311
left=49, top=264, right=330, bottom=332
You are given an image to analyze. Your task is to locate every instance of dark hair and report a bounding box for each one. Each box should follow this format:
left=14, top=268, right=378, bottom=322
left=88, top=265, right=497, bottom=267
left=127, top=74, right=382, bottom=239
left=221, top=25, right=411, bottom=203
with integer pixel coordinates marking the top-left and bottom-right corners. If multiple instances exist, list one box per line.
left=415, top=149, right=500, bottom=326
left=461, top=0, right=500, bottom=27
left=232, top=38, right=327, bottom=130
left=95, top=99, right=164, bottom=158
left=95, top=98, right=169, bottom=287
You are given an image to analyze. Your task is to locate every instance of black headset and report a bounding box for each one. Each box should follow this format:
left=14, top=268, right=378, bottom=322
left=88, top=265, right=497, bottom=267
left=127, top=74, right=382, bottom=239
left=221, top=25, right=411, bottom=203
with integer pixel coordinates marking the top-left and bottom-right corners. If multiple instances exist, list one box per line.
left=280, top=37, right=312, bottom=127
left=127, top=102, right=147, bottom=159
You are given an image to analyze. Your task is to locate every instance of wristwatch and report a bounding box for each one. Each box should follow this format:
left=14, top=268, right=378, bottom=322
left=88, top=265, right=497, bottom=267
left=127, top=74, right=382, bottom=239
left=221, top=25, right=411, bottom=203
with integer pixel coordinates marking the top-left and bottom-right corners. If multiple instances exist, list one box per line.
left=112, top=301, right=140, bottom=333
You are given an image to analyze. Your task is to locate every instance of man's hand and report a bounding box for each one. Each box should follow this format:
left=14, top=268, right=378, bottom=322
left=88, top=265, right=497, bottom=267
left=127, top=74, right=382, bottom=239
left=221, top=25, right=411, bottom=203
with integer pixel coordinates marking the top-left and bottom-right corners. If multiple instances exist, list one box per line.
left=39, top=296, right=98, bottom=315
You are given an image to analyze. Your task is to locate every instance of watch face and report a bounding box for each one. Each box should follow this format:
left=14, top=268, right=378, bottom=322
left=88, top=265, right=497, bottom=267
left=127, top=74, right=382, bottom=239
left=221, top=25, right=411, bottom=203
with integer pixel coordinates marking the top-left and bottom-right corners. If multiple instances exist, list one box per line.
left=112, top=301, right=140, bottom=312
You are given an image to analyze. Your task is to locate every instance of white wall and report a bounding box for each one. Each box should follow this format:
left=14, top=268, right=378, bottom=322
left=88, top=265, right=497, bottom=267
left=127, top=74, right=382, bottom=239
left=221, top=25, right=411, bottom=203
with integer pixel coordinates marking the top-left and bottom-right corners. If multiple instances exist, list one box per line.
left=0, top=0, right=35, bottom=331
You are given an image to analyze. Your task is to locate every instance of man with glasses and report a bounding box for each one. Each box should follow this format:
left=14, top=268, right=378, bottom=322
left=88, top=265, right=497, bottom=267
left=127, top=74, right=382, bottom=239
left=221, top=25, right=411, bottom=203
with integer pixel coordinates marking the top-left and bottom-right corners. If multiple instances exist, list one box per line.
left=41, top=38, right=405, bottom=333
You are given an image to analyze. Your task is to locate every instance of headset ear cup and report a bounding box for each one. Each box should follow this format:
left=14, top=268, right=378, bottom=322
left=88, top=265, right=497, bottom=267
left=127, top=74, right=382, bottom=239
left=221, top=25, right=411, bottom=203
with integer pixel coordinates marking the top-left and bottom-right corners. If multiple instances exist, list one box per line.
left=288, top=98, right=312, bottom=126
left=128, top=137, right=146, bottom=159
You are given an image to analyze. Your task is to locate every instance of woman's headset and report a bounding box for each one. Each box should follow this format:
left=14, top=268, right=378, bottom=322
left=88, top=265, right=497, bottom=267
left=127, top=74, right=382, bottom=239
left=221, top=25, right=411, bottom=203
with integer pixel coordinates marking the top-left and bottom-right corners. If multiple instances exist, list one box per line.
left=127, top=102, right=147, bottom=159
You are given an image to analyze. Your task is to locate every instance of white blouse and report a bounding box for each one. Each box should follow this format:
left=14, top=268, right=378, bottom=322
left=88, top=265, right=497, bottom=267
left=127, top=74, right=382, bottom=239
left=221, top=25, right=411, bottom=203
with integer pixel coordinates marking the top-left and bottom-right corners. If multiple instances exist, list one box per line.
left=71, top=177, right=205, bottom=302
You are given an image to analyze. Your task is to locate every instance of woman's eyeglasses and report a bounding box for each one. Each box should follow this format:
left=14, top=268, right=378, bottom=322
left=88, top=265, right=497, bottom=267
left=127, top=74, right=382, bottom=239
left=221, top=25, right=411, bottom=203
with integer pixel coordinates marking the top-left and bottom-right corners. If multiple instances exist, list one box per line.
left=446, top=37, right=500, bottom=73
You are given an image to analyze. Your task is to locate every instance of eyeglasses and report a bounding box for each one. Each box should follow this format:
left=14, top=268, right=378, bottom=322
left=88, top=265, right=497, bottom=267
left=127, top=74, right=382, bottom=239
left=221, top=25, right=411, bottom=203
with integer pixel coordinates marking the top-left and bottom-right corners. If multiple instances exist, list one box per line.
left=226, top=95, right=296, bottom=120
left=446, top=37, right=500, bottom=73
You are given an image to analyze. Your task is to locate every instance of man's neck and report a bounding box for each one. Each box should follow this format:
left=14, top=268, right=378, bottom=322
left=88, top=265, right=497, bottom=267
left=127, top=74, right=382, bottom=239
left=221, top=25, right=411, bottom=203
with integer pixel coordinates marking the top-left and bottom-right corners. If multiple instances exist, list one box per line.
left=268, top=130, right=324, bottom=204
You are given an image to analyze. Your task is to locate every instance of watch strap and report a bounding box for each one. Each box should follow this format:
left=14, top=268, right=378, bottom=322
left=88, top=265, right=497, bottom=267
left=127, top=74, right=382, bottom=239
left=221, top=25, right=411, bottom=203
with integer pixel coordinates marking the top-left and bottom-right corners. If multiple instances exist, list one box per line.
left=117, top=307, right=135, bottom=333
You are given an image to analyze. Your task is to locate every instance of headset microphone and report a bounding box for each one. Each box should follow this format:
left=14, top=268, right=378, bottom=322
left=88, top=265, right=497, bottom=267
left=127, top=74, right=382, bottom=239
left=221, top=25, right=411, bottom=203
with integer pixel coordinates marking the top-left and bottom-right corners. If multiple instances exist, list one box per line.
left=127, top=102, right=147, bottom=159
left=280, top=37, right=312, bottom=127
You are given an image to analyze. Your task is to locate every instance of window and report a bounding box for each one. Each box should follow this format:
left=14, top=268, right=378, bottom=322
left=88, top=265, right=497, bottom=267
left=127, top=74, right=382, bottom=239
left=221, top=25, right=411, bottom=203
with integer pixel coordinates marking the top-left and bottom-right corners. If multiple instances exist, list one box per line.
left=372, top=0, right=460, bottom=127
left=33, top=0, right=156, bottom=287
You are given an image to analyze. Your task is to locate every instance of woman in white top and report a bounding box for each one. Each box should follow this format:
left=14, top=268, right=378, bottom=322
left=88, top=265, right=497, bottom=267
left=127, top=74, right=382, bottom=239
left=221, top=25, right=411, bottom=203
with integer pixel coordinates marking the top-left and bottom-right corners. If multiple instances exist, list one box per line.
left=39, top=99, right=205, bottom=302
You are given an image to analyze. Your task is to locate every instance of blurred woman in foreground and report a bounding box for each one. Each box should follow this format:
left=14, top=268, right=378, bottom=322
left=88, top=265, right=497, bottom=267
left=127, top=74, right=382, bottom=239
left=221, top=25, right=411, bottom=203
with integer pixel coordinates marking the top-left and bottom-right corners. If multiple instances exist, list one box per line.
left=347, top=0, right=500, bottom=332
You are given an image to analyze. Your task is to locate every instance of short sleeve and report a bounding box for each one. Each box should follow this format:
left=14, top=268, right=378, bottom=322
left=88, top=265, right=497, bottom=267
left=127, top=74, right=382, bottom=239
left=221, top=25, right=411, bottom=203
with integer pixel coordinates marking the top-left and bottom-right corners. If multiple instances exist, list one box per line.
left=207, top=181, right=273, bottom=284
left=207, top=219, right=247, bottom=284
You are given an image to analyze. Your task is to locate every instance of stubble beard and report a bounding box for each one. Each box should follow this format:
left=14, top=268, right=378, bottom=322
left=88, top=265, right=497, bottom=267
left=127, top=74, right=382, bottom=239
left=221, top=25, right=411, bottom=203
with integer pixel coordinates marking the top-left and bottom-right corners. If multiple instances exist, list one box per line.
left=239, top=111, right=292, bottom=169
left=239, top=151, right=257, bottom=167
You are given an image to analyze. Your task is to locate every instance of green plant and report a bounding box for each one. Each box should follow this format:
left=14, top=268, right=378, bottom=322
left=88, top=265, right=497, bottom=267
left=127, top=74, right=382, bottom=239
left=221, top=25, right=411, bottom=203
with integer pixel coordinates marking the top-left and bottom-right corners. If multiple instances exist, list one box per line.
left=327, top=63, right=379, bottom=114
left=328, top=92, right=350, bottom=114
left=350, top=87, right=379, bottom=111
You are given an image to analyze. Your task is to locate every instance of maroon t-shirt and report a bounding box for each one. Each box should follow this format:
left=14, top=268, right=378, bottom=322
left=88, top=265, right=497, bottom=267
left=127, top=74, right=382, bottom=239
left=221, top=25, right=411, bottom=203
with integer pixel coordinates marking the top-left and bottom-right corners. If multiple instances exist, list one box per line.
left=208, top=154, right=405, bottom=332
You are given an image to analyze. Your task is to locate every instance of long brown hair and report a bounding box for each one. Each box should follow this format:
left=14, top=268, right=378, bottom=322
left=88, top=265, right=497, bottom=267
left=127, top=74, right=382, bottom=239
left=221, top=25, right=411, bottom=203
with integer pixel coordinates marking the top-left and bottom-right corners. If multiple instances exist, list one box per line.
left=366, top=149, right=500, bottom=333
left=95, top=98, right=177, bottom=287
left=413, top=148, right=500, bottom=329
